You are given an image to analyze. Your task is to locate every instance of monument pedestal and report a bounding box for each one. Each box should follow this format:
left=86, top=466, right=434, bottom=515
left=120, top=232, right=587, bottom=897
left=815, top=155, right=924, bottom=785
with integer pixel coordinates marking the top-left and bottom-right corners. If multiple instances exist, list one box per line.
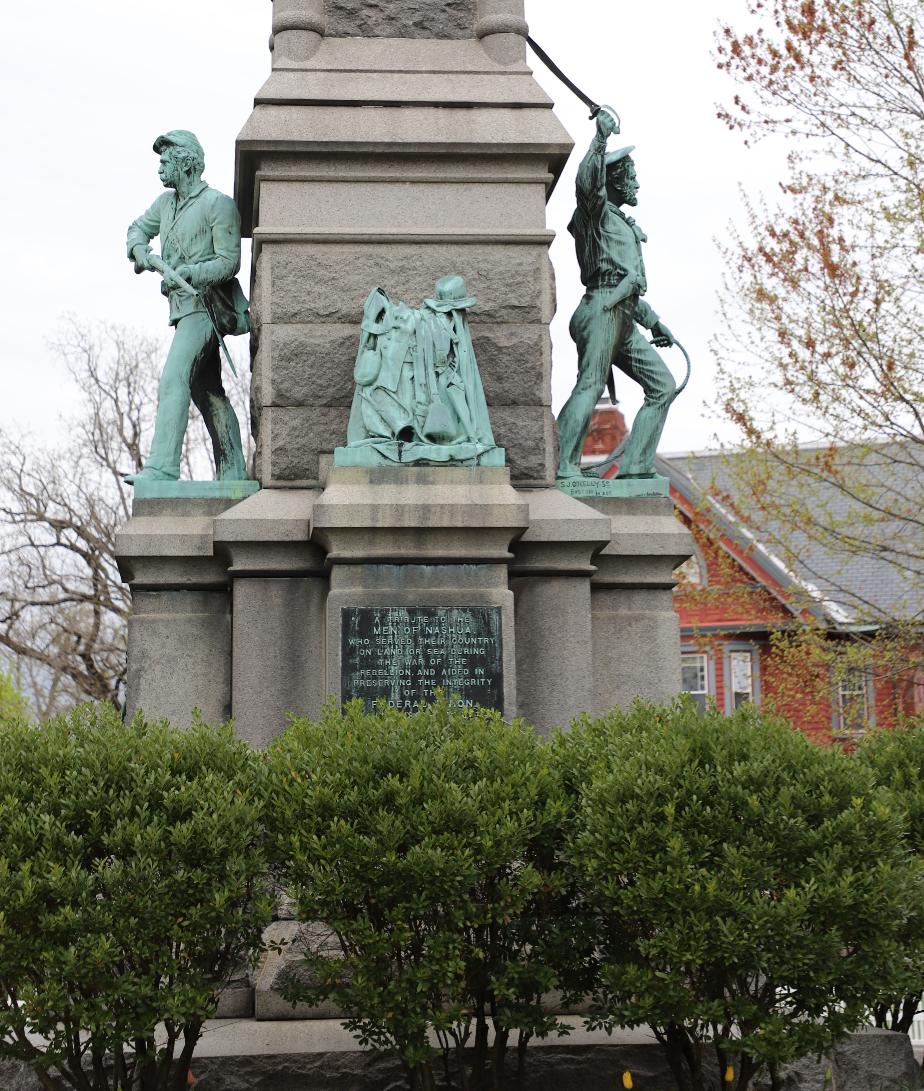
left=116, top=498, right=240, bottom=726
left=312, top=466, right=527, bottom=716
left=109, top=0, right=698, bottom=1077
left=213, top=489, right=327, bottom=748
left=117, top=483, right=692, bottom=738
left=583, top=497, right=694, bottom=715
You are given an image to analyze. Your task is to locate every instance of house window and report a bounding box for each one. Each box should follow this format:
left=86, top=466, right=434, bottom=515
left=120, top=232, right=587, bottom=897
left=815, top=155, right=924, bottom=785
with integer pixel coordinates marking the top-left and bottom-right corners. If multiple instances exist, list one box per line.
left=681, top=653, right=709, bottom=712
left=835, top=668, right=871, bottom=737
left=729, top=649, right=755, bottom=710
left=674, top=544, right=707, bottom=589
left=674, top=554, right=704, bottom=587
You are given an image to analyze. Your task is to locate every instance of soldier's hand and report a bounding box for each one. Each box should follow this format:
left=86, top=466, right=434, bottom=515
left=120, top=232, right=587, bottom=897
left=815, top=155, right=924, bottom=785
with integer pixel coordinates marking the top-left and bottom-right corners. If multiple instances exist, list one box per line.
left=596, top=109, right=619, bottom=139
left=651, top=321, right=675, bottom=348
left=175, top=264, right=194, bottom=285
left=132, top=245, right=154, bottom=273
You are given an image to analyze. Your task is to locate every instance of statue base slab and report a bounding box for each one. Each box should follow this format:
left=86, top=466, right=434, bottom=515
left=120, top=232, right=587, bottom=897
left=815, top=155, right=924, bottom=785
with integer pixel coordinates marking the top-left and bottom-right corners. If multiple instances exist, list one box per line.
left=556, top=475, right=670, bottom=500
left=117, top=477, right=693, bottom=741
left=334, top=443, right=506, bottom=469
left=132, top=479, right=260, bottom=502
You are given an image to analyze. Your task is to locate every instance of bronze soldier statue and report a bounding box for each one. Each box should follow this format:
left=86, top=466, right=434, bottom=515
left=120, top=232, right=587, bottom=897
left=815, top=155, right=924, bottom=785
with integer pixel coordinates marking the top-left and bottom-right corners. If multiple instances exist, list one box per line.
left=126, top=130, right=250, bottom=484
left=556, top=109, right=677, bottom=481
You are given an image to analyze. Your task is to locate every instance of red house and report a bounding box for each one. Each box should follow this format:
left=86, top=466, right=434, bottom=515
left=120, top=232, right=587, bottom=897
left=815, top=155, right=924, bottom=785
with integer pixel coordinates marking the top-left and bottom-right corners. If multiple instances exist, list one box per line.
left=582, top=406, right=924, bottom=743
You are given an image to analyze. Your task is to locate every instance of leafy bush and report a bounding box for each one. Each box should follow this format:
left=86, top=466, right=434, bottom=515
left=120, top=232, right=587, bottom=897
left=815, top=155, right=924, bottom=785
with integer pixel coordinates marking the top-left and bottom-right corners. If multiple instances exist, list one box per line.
left=266, top=697, right=574, bottom=1091
left=0, top=703, right=273, bottom=1091
left=856, top=719, right=924, bottom=1034
left=556, top=697, right=920, bottom=1091
left=0, top=669, right=26, bottom=721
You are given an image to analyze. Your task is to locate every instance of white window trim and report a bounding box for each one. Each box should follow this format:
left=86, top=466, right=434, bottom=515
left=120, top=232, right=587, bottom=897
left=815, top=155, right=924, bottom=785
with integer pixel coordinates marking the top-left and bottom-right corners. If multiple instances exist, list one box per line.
left=832, top=666, right=876, bottom=738
left=674, top=542, right=709, bottom=590
left=723, top=643, right=761, bottom=714
left=681, top=647, right=715, bottom=711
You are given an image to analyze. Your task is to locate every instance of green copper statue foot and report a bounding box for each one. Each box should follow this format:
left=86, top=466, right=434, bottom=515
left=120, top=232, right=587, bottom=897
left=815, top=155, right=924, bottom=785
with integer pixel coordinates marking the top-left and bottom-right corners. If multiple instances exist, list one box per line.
left=122, top=467, right=178, bottom=486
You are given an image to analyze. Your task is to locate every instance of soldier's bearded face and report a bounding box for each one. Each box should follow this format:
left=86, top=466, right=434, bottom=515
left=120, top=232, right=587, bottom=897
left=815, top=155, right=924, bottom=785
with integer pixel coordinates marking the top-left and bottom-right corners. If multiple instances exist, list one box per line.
left=158, top=152, right=181, bottom=190
left=607, top=161, right=639, bottom=207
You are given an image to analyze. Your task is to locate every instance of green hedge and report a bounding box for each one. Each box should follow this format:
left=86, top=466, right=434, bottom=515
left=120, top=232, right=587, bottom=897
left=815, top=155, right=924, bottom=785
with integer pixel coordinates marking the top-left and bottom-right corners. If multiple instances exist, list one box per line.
left=265, top=696, right=577, bottom=1091
left=556, top=697, right=920, bottom=1091
left=2, top=697, right=923, bottom=1091
left=0, top=704, right=273, bottom=1091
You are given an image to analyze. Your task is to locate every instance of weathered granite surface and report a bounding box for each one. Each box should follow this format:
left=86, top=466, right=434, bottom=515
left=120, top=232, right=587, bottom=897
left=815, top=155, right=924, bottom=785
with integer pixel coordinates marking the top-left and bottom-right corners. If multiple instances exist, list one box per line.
left=0, top=1046, right=684, bottom=1091
left=586, top=497, right=694, bottom=713
left=254, top=240, right=557, bottom=484
left=267, top=244, right=554, bottom=328
left=326, top=0, right=476, bottom=39
left=0, top=1060, right=41, bottom=1091
left=266, top=322, right=550, bottom=409
left=752, top=1028, right=921, bottom=1091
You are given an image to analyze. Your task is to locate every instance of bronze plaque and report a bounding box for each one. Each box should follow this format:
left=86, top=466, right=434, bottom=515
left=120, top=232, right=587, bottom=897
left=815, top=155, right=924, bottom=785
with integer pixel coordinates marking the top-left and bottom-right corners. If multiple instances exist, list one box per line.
left=341, top=606, right=503, bottom=712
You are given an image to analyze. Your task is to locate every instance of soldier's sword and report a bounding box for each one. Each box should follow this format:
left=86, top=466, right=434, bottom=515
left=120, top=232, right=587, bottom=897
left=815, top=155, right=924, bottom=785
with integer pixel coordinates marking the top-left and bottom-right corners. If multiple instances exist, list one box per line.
left=526, top=36, right=621, bottom=128
left=147, top=254, right=239, bottom=378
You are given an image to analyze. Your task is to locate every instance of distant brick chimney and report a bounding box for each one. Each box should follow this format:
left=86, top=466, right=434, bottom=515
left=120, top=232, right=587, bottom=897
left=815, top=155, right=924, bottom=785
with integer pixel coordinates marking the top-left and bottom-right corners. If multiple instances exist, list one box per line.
left=582, top=399, right=628, bottom=459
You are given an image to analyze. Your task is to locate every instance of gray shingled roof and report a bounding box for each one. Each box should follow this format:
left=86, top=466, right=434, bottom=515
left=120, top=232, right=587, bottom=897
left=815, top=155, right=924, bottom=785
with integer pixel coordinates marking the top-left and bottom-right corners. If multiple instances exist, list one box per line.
left=658, top=444, right=924, bottom=628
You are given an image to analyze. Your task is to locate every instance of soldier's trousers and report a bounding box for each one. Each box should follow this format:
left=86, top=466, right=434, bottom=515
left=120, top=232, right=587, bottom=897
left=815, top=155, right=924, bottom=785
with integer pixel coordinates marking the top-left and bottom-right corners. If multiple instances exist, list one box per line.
left=145, top=312, right=246, bottom=481
left=557, top=289, right=676, bottom=477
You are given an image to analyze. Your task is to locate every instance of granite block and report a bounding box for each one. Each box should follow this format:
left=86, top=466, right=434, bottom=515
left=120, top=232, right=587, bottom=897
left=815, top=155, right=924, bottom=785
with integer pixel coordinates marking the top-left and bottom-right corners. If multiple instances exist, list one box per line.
left=471, top=322, right=551, bottom=407
left=264, top=320, right=550, bottom=413
left=488, top=405, right=557, bottom=485
left=126, top=590, right=232, bottom=727
left=257, top=178, right=543, bottom=236
left=264, top=406, right=352, bottom=483
left=268, top=244, right=553, bottom=326
left=269, top=324, right=357, bottom=408
left=326, top=0, right=476, bottom=38
left=232, top=577, right=328, bottom=748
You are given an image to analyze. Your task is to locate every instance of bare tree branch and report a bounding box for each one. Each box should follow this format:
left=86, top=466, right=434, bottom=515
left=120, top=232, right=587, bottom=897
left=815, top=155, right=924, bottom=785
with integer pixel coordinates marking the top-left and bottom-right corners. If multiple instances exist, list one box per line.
left=0, top=320, right=252, bottom=717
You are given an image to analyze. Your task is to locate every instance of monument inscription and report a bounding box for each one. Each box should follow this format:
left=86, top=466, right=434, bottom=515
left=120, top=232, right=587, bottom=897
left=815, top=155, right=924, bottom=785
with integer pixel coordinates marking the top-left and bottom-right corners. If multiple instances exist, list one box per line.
left=341, top=606, right=503, bottom=711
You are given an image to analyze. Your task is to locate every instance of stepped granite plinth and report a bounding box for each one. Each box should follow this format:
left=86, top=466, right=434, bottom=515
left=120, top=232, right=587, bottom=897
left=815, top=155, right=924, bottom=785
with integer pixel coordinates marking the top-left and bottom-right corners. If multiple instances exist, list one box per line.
left=5, top=1025, right=918, bottom=1091
left=117, top=479, right=691, bottom=740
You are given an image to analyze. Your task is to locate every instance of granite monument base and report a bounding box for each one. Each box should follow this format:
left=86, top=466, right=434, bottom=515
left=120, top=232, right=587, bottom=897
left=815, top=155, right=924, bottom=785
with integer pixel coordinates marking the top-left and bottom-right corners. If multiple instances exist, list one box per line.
left=116, top=471, right=691, bottom=740
left=312, top=465, right=525, bottom=717
left=582, top=496, right=694, bottom=714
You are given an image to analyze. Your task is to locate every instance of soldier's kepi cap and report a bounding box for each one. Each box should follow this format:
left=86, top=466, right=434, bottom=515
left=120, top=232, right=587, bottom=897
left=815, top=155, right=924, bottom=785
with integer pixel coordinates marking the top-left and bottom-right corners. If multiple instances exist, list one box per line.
left=605, top=145, right=636, bottom=168
left=153, top=130, right=205, bottom=160
left=424, top=274, right=477, bottom=313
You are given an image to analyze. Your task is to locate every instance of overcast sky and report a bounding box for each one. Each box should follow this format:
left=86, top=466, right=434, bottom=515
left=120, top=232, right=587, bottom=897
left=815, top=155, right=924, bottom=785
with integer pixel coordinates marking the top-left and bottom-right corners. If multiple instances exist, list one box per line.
left=0, top=0, right=784, bottom=453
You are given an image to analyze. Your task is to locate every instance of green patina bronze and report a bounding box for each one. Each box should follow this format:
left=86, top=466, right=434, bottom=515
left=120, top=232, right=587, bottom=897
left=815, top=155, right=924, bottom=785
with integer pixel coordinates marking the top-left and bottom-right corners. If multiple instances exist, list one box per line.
left=556, top=474, right=670, bottom=500
left=130, top=480, right=261, bottom=502
left=124, top=130, right=251, bottom=486
left=556, top=110, right=681, bottom=486
left=335, top=276, right=505, bottom=468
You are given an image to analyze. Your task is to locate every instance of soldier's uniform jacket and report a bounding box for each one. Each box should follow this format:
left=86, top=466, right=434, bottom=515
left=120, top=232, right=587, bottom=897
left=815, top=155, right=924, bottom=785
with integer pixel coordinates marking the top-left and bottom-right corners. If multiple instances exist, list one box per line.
left=568, top=134, right=660, bottom=331
left=126, top=181, right=242, bottom=327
